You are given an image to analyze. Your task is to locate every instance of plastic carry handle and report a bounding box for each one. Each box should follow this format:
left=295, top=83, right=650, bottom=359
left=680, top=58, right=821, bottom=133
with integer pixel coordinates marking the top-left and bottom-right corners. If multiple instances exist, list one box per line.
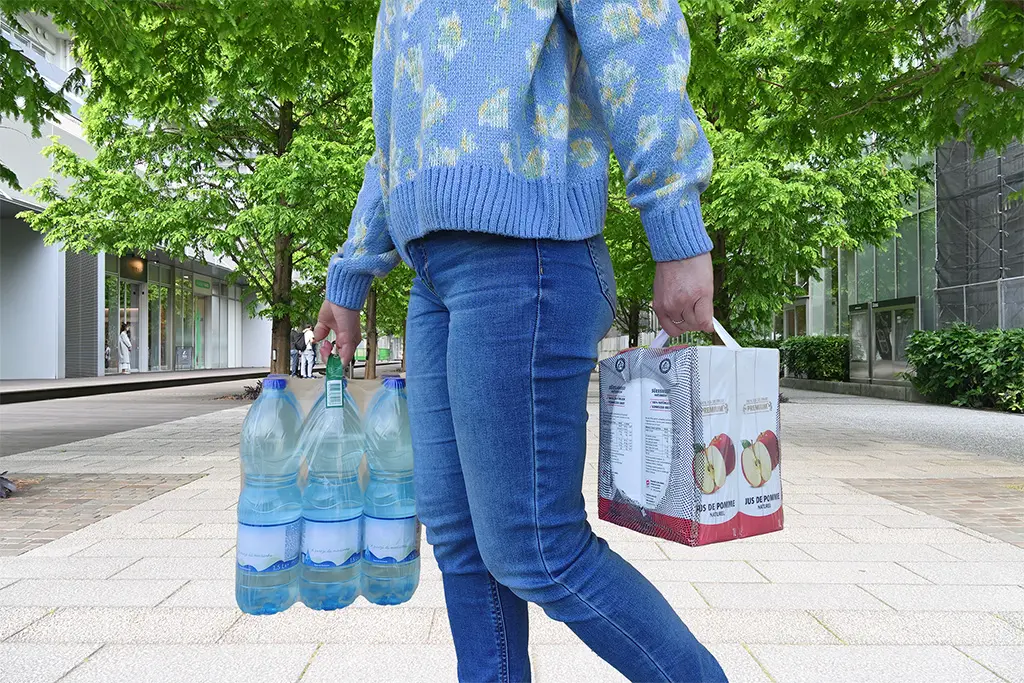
left=651, top=318, right=740, bottom=350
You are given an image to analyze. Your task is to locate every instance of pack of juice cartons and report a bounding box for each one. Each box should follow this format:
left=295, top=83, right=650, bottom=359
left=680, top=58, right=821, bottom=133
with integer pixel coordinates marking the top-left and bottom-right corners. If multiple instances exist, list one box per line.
left=597, top=322, right=783, bottom=546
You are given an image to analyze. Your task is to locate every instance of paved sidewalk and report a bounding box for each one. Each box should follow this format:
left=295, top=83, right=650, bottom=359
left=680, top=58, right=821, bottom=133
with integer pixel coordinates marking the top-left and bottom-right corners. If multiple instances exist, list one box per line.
left=1, top=386, right=1023, bottom=682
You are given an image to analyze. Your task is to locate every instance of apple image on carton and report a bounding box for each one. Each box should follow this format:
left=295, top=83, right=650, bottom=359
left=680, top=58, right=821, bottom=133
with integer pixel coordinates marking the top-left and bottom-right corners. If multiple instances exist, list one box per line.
left=741, top=439, right=772, bottom=488
left=693, top=434, right=735, bottom=494
left=757, top=430, right=780, bottom=470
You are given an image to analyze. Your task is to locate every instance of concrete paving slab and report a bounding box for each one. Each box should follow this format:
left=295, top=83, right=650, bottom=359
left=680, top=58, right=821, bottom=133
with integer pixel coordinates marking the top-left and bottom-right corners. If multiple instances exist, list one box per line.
left=177, top=523, right=236, bottom=539
left=59, top=644, right=314, bottom=683
left=863, top=584, right=1024, bottom=612
left=676, top=609, right=839, bottom=644
left=159, top=579, right=236, bottom=608
left=0, top=579, right=186, bottom=607
left=75, top=538, right=235, bottom=558
left=705, top=644, right=772, bottom=683
left=930, top=544, right=1024, bottom=561
left=899, top=561, right=1024, bottom=585
left=749, top=560, right=931, bottom=584
left=658, top=541, right=815, bottom=562
left=107, top=557, right=234, bottom=580
left=9, top=607, right=240, bottom=644
left=0, top=557, right=136, bottom=580
left=630, top=560, right=767, bottom=584
left=0, top=606, right=51, bottom=639
left=531, top=643, right=627, bottom=682
left=812, top=610, right=1024, bottom=645
left=0, top=643, right=99, bottom=683
left=301, top=643, right=458, bottom=683
left=694, top=583, right=890, bottom=611
left=749, top=644, right=1003, bottom=682
left=219, top=604, right=435, bottom=644
left=958, top=645, right=1024, bottom=682
left=793, top=543, right=958, bottom=562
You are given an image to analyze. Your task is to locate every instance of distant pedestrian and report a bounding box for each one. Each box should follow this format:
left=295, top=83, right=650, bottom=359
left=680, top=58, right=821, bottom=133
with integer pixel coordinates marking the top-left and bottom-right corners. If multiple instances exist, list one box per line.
left=117, top=322, right=132, bottom=374
left=301, top=325, right=315, bottom=378
left=290, top=327, right=304, bottom=377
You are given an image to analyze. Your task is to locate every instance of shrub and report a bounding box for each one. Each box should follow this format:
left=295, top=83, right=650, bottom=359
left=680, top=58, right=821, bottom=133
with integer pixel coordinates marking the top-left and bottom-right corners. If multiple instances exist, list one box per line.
left=904, top=325, right=1024, bottom=412
left=779, top=335, right=850, bottom=381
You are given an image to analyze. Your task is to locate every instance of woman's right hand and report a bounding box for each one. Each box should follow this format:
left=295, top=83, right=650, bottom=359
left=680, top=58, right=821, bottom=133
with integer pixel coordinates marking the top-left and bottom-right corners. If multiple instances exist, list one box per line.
left=313, top=299, right=362, bottom=367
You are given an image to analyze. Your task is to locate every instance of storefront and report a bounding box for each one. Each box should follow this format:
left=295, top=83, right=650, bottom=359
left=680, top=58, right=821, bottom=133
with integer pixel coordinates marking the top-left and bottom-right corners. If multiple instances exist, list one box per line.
left=103, top=253, right=245, bottom=374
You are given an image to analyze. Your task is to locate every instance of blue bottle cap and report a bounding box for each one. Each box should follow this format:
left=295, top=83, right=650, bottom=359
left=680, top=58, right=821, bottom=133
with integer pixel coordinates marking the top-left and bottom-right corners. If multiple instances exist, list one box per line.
left=382, top=376, right=406, bottom=389
left=264, top=374, right=287, bottom=390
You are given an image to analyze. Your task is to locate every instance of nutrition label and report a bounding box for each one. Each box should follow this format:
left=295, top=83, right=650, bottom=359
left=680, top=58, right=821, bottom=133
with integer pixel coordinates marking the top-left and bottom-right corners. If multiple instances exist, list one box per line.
left=608, top=378, right=673, bottom=511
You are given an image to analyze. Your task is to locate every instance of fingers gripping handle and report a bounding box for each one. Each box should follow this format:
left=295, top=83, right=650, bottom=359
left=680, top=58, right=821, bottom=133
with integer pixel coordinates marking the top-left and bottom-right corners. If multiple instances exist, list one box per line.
left=651, top=318, right=740, bottom=350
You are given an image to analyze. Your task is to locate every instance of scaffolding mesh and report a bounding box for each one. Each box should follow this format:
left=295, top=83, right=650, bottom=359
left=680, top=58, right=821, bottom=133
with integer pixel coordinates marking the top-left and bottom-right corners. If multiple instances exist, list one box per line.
left=935, top=140, right=1024, bottom=329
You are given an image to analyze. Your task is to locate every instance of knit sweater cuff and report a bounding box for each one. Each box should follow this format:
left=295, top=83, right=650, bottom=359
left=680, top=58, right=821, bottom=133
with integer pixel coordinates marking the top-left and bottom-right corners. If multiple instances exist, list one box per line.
left=642, top=200, right=714, bottom=262
left=326, top=261, right=374, bottom=311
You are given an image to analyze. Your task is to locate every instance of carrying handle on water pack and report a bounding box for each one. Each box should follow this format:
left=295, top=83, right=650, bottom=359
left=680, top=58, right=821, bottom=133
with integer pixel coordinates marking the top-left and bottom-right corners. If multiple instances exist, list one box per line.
left=651, top=318, right=741, bottom=351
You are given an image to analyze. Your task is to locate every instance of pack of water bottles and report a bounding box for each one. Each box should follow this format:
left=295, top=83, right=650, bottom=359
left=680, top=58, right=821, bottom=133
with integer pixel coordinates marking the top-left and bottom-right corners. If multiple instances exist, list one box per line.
left=234, top=355, right=420, bottom=615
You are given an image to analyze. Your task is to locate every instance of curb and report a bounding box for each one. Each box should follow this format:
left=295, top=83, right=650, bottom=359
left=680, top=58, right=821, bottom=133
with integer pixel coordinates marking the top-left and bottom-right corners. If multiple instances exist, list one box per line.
left=780, top=376, right=929, bottom=403
left=0, top=370, right=269, bottom=405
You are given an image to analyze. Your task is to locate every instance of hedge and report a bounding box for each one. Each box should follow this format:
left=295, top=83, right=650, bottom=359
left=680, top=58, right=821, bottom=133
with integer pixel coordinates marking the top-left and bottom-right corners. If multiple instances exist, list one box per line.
left=779, top=335, right=850, bottom=381
left=904, top=325, right=1024, bottom=413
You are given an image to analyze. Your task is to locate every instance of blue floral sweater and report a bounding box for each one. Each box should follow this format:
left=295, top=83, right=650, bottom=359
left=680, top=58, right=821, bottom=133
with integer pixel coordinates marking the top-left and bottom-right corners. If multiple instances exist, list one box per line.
left=327, top=0, right=714, bottom=310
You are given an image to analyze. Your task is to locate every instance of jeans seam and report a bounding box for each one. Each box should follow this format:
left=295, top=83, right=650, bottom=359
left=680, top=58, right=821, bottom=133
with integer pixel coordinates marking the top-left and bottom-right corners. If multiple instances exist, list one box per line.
left=585, top=237, right=617, bottom=320
left=529, top=240, right=672, bottom=683
left=488, top=574, right=510, bottom=682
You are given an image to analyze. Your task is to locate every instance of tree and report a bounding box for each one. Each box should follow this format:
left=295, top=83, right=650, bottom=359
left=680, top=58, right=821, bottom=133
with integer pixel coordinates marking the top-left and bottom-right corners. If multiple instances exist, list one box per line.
left=15, top=1, right=377, bottom=373
left=605, top=157, right=655, bottom=348
left=373, top=264, right=415, bottom=373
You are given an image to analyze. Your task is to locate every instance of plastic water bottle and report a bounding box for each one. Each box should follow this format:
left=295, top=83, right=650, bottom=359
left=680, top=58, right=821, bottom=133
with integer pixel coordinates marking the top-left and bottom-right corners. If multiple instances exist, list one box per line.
left=235, top=374, right=303, bottom=615
left=298, top=355, right=365, bottom=610
left=362, top=376, right=419, bottom=605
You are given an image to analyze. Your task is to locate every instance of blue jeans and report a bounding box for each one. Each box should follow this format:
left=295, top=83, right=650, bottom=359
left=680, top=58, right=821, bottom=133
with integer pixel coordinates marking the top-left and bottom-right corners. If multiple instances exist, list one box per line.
left=404, top=232, right=725, bottom=683
left=290, top=349, right=300, bottom=376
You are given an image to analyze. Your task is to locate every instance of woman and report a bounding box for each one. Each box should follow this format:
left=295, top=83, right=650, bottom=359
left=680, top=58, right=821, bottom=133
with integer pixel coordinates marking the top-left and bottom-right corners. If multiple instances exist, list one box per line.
left=315, top=1, right=724, bottom=680
left=117, top=322, right=132, bottom=374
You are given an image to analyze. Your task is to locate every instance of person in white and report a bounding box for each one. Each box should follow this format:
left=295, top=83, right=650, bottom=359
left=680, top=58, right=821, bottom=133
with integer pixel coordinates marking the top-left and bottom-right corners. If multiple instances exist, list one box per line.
left=301, top=325, right=315, bottom=378
left=118, top=322, right=132, bottom=374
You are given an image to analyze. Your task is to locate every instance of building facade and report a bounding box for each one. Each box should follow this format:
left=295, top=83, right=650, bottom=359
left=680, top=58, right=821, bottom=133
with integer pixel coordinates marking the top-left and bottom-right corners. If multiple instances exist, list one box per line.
left=1, top=14, right=271, bottom=380
left=780, top=141, right=1023, bottom=382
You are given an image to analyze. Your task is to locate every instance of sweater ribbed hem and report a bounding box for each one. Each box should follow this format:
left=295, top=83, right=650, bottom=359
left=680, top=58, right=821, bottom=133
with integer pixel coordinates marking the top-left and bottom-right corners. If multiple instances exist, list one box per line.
left=326, top=266, right=374, bottom=311
left=388, top=164, right=610, bottom=250
left=641, top=198, right=713, bottom=261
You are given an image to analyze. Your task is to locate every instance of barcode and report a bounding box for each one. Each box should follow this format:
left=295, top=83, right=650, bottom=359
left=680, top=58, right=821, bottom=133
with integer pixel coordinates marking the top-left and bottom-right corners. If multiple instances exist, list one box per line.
left=325, top=380, right=344, bottom=408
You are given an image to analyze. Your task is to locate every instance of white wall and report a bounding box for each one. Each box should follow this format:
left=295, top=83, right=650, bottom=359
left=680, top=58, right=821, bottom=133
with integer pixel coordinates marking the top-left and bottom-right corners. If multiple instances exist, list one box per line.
left=0, top=217, right=63, bottom=379
left=240, top=300, right=272, bottom=368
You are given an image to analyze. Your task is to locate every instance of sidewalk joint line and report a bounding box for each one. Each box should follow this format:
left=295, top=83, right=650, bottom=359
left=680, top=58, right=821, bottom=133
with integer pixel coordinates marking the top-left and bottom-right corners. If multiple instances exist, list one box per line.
left=105, top=557, right=144, bottom=579
left=993, top=613, right=1024, bottom=633
left=2, top=603, right=56, bottom=643
left=689, top=583, right=713, bottom=608
left=216, top=612, right=245, bottom=644
left=925, top=543, right=963, bottom=560
left=954, top=645, right=1012, bottom=682
left=807, top=612, right=847, bottom=645
left=177, top=523, right=203, bottom=539
left=893, top=560, right=938, bottom=584
left=854, top=584, right=897, bottom=610
left=155, top=579, right=191, bottom=607
left=743, top=560, right=773, bottom=583
left=740, top=641, right=778, bottom=682
left=55, top=643, right=105, bottom=682
left=295, top=642, right=323, bottom=681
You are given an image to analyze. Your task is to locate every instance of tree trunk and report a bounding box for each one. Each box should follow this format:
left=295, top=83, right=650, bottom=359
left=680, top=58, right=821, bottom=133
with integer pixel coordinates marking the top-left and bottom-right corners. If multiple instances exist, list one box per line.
left=365, top=287, right=378, bottom=381
left=711, top=229, right=730, bottom=344
left=627, top=302, right=641, bottom=348
left=400, top=318, right=407, bottom=372
left=269, top=100, right=296, bottom=374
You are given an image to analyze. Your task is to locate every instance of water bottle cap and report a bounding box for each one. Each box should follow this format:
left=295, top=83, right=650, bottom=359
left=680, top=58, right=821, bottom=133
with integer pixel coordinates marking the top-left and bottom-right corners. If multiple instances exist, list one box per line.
left=382, top=376, right=406, bottom=389
left=264, top=374, right=287, bottom=390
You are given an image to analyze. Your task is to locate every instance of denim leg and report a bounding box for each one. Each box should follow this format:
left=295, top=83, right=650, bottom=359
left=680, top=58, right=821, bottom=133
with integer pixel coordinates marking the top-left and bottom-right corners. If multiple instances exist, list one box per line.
left=406, top=274, right=531, bottom=683
left=421, top=232, right=725, bottom=683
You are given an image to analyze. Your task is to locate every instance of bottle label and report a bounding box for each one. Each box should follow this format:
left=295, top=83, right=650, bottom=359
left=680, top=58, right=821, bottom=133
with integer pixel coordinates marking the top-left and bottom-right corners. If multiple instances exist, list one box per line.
left=363, top=515, right=419, bottom=563
left=236, top=520, right=301, bottom=573
left=301, top=516, right=362, bottom=567
left=325, top=380, right=344, bottom=409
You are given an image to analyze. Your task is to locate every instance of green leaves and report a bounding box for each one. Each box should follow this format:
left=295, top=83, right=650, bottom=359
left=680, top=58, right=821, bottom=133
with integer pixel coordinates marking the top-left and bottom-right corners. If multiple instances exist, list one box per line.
left=905, top=325, right=1024, bottom=412
left=780, top=335, right=851, bottom=381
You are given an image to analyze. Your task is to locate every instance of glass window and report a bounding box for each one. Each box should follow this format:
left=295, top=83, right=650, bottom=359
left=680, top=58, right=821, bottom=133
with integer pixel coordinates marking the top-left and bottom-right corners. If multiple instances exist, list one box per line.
left=839, top=249, right=855, bottom=334
left=920, top=208, right=937, bottom=329
left=896, top=215, right=920, bottom=298
left=876, top=237, right=897, bottom=301
left=174, top=273, right=195, bottom=369
left=856, top=246, right=875, bottom=304
left=104, top=274, right=120, bottom=373
left=149, top=284, right=171, bottom=370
